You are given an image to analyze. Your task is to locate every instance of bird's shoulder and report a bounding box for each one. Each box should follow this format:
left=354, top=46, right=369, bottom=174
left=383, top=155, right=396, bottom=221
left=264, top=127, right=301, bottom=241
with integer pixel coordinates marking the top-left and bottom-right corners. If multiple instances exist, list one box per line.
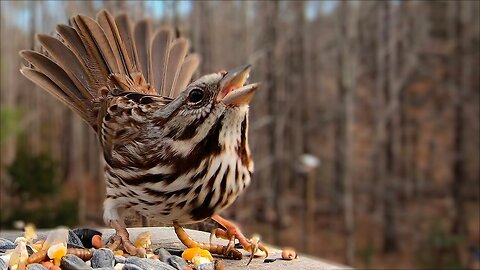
left=103, top=90, right=173, bottom=118
left=97, top=90, right=173, bottom=151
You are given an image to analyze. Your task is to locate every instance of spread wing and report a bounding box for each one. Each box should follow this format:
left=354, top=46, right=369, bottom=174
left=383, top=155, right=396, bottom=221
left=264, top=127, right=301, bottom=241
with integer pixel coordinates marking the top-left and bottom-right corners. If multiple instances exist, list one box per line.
left=20, top=9, right=200, bottom=131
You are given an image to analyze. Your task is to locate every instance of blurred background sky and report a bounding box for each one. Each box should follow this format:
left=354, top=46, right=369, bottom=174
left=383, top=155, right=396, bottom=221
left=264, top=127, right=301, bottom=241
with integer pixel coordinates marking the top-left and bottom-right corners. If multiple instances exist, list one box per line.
left=0, top=1, right=479, bottom=269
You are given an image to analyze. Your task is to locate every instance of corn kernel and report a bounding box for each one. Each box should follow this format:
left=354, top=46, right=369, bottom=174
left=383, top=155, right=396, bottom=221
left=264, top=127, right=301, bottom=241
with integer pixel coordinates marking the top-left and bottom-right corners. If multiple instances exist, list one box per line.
left=182, top=247, right=213, bottom=262
left=30, top=244, right=42, bottom=252
left=133, top=231, right=152, bottom=249
left=24, top=223, right=37, bottom=243
left=53, top=257, right=61, bottom=266
left=192, top=255, right=211, bottom=267
left=47, top=243, right=67, bottom=260
left=113, top=250, right=124, bottom=256
left=43, top=228, right=68, bottom=251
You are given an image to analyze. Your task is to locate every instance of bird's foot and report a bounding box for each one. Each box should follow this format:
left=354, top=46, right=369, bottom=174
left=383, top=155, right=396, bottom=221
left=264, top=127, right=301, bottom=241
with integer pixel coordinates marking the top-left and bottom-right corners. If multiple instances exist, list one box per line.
left=211, top=215, right=268, bottom=265
left=106, top=220, right=146, bottom=257
left=173, top=222, right=242, bottom=260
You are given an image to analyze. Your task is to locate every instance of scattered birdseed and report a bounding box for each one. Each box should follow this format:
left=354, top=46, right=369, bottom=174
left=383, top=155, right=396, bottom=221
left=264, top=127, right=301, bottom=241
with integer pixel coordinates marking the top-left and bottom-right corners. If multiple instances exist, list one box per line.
left=182, top=247, right=213, bottom=262
left=1, top=227, right=242, bottom=270
left=281, top=247, right=298, bottom=260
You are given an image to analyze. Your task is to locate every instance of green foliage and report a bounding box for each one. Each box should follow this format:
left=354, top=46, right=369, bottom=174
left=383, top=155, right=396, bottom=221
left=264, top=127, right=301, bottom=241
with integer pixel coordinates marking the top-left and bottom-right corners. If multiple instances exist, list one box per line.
left=0, top=199, right=78, bottom=228
left=416, top=220, right=466, bottom=270
left=357, top=241, right=375, bottom=268
left=7, top=139, right=59, bottom=199
left=56, top=200, right=79, bottom=227
left=0, top=106, right=23, bottom=144
left=2, top=138, right=79, bottom=228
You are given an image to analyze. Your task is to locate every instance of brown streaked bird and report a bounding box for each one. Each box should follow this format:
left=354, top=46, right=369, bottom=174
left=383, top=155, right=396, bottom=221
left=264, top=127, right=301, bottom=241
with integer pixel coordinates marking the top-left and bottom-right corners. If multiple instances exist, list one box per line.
left=20, top=10, right=267, bottom=260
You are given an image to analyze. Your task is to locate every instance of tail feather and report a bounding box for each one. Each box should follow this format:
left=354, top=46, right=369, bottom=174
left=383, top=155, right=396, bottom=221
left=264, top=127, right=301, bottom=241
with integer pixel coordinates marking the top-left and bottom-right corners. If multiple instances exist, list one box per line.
left=73, top=14, right=119, bottom=75
left=97, top=10, right=132, bottom=76
left=56, top=24, right=106, bottom=92
left=67, top=17, right=113, bottom=88
left=174, top=54, right=200, bottom=97
left=151, top=27, right=173, bottom=95
left=36, top=34, right=94, bottom=100
left=20, top=51, right=88, bottom=106
left=115, top=13, right=141, bottom=74
left=20, top=67, right=89, bottom=121
left=134, top=19, right=152, bottom=83
left=20, top=9, right=200, bottom=130
left=165, top=38, right=189, bottom=97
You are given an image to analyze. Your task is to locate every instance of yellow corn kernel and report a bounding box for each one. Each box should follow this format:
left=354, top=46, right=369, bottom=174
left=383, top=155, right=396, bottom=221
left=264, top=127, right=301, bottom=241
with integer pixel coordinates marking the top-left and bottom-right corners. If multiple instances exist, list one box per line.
left=47, top=243, right=67, bottom=260
left=24, top=223, right=37, bottom=243
left=182, top=247, right=213, bottom=262
left=43, top=228, right=68, bottom=251
left=53, top=257, right=61, bottom=266
left=113, top=250, right=124, bottom=256
left=30, top=244, right=42, bottom=252
left=133, top=231, right=152, bottom=249
left=192, top=255, right=212, bottom=267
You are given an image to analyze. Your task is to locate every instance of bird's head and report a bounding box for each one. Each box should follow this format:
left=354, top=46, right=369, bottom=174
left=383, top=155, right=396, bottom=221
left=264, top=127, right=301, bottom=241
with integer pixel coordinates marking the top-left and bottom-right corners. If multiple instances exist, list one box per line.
left=158, top=65, right=258, bottom=149
left=178, top=64, right=258, bottom=118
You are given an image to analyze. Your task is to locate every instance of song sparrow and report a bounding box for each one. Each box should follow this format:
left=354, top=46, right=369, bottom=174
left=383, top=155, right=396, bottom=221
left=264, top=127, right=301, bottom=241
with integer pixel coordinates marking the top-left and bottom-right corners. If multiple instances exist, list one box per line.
left=20, top=10, right=266, bottom=260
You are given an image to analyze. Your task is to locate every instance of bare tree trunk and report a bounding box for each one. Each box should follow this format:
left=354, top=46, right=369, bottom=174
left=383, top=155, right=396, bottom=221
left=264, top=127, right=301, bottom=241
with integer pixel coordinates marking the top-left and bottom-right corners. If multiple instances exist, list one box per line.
left=192, top=2, right=214, bottom=73
left=449, top=0, right=467, bottom=239
left=289, top=1, right=306, bottom=158
left=335, top=2, right=356, bottom=264
left=371, top=1, right=387, bottom=216
left=170, top=1, right=179, bottom=27
left=27, top=1, right=42, bottom=154
left=383, top=1, right=399, bottom=253
left=265, top=2, right=284, bottom=245
left=116, top=1, right=127, bottom=13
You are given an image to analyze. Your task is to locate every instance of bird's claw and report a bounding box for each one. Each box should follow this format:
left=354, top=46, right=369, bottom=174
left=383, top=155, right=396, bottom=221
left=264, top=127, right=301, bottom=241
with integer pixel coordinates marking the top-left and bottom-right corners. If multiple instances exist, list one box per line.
left=123, top=242, right=146, bottom=258
left=246, top=236, right=259, bottom=265
left=245, top=235, right=269, bottom=265
left=210, top=215, right=268, bottom=263
left=211, top=226, right=268, bottom=265
left=107, top=220, right=147, bottom=257
left=211, top=228, right=236, bottom=256
left=209, top=229, right=215, bottom=247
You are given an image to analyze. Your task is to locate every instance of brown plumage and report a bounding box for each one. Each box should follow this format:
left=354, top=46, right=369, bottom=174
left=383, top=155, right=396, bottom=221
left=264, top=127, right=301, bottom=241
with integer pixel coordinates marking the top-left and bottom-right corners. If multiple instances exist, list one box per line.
left=20, top=10, right=266, bottom=259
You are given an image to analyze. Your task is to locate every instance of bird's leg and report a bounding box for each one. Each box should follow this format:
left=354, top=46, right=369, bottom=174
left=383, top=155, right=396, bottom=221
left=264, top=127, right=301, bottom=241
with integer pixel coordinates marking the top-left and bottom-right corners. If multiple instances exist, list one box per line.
left=106, top=220, right=146, bottom=257
left=173, top=222, right=242, bottom=260
left=211, top=215, right=268, bottom=264
left=141, top=215, right=149, bottom=227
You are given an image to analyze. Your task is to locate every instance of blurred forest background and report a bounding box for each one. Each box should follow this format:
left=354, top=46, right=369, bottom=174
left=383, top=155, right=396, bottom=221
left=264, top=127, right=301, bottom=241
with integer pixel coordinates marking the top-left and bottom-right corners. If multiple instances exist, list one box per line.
left=0, top=1, right=479, bottom=269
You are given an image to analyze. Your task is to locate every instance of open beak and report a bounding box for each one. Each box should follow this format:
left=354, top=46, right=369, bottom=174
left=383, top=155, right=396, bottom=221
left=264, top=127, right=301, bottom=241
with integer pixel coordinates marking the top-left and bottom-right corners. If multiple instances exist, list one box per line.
left=217, top=64, right=259, bottom=106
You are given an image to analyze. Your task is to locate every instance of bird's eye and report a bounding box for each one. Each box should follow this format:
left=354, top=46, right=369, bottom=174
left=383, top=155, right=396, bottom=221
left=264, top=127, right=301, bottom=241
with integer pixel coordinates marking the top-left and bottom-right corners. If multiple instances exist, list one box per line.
left=188, top=88, right=204, bottom=103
